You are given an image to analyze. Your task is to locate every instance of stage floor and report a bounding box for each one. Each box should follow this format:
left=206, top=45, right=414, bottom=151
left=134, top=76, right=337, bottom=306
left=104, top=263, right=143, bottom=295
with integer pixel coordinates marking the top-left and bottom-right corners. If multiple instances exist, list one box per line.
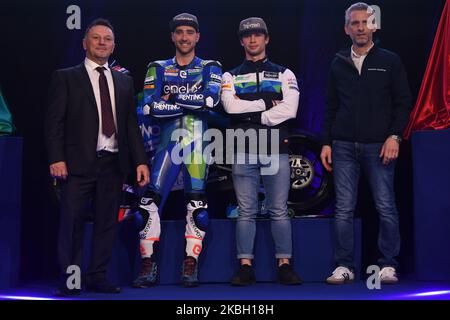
left=1, top=280, right=450, bottom=300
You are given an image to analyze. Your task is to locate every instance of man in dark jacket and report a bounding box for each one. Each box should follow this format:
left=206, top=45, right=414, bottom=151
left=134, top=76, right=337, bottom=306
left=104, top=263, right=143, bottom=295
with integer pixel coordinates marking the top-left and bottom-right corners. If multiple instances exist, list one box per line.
left=45, top=18, right=149, bottom=296
left=320, top=3, right=411, bottom=285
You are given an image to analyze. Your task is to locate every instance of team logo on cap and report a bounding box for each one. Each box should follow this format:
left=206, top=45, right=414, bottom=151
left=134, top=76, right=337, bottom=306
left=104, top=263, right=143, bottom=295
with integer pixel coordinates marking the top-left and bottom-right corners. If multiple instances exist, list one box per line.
left=242, top=22, right=262, bottom=30
left=177, top=16, right=195, bottom=21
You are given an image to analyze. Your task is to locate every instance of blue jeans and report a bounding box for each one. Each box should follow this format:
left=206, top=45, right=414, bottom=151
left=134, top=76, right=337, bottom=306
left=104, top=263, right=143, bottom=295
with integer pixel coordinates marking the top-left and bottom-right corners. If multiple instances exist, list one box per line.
left=332, top=140, right=400, bottom=270
left=232, top=153, right=292, bottom=260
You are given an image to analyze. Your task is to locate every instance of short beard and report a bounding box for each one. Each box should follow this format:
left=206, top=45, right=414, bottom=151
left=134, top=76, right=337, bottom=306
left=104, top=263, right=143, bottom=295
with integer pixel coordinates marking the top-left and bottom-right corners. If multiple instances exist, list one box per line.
left=176, top=43, right=194, bottom=56
left=354, top=39, right=369, bottom=47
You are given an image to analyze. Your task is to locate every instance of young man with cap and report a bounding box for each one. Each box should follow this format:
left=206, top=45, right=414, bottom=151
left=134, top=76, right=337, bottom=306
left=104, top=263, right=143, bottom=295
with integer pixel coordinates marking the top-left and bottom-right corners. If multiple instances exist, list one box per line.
left=133, top=13, right=222, bottom=288
left=221, top=17, right=301, bottom=286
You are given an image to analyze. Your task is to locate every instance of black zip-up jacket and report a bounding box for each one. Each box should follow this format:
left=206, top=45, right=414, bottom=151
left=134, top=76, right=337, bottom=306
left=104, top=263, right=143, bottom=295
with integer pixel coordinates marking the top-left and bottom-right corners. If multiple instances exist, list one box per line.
left=322, top=45, right=412, bottom=145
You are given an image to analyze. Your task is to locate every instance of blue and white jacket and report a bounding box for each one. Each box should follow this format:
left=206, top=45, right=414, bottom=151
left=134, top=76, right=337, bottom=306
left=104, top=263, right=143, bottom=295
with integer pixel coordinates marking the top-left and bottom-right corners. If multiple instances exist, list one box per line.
left=221, top=57, right=299, bottom=154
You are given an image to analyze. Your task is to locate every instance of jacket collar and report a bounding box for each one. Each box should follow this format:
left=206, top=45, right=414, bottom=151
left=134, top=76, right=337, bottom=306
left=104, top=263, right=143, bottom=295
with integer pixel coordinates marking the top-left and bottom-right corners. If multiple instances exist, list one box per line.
left=171, top=56, right=200, bottom=69
left=335, top=44, right=379, bottom=70
left=337, top=42, right=379, bottom=60
left=243, top=56, right=269, bottom=69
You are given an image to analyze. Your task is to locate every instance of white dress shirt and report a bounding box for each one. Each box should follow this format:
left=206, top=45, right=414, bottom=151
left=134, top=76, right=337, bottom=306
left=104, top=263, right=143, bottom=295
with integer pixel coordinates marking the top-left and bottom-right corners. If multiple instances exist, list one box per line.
left=84, top=58, right=118, bottom=152
left=351, top=42, right=374, bottom=75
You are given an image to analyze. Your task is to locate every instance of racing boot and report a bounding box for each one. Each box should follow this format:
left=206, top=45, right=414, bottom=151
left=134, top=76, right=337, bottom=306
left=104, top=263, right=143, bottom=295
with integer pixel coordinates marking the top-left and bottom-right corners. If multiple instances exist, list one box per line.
left=132, top=258, right=158, bottom=288
left=181, top=256, right=199, bottom=288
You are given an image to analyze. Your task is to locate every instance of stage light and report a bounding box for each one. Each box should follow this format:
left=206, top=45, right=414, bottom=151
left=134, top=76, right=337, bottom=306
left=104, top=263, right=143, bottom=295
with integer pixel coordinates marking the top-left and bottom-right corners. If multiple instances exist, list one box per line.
left=0, top=295, right=56, bottom=301
left=411, top=290, right=450, bottom=297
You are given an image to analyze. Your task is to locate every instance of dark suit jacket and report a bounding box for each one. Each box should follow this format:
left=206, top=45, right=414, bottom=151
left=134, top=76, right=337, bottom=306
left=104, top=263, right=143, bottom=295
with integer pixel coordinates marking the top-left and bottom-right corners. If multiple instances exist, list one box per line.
left=45, top=63, right=148, bottom=175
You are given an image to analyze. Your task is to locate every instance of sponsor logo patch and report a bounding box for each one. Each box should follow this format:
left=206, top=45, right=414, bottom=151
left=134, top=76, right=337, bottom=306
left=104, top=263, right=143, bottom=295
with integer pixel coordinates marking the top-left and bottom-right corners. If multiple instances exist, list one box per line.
left=179, top=70, right=188, bottom=78
left=235, top=74, right=252, bottom=81
left=188, top=68, right=202, bottom=75
left=153, top=102, right=179, bottom=111
left=178, top=93, right=204, bottom=101
left=164, top=69, right=178, bottom=77
left=287, top=77, right=299, bottom=91
left=193, top=244, right=202, bottom=255
left=263, top=71, right=279, bottom=79
left=210, top=73, right=222, bottom=83
left=163, top=83, right=201, bottom=94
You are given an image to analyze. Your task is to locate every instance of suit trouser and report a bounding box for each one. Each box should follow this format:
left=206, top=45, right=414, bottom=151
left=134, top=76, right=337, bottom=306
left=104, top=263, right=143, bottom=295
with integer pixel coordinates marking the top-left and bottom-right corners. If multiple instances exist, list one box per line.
left=58, top=153, right=123, bottom=282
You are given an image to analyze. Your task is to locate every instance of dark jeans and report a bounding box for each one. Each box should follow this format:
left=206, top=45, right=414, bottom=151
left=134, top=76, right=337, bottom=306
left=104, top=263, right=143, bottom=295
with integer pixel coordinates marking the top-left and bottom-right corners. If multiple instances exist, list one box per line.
left=332, top=140, right=400, bottom=270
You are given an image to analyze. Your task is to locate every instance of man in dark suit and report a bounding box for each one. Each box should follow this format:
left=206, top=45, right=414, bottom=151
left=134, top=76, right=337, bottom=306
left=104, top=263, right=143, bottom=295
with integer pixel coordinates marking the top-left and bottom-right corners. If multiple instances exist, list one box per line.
left=45, top=18, right=149, bottom=296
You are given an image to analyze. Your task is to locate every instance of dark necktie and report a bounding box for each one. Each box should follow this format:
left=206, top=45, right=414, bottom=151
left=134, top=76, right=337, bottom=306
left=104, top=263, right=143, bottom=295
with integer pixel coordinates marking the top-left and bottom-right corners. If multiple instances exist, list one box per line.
left=96, top=66, right=116, bottom=137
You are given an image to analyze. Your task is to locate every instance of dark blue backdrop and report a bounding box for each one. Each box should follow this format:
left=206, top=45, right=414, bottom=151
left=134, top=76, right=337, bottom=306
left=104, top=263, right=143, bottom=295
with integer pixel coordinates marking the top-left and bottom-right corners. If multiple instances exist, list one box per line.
left=0, top=0, right=445, bottom=282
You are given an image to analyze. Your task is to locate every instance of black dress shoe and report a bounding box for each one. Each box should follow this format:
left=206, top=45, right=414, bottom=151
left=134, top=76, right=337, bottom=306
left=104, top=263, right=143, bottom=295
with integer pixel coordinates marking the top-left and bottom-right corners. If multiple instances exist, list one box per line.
left=85, top=281, right=121, bottom=294
left=53, top=286, right=81, bottom=297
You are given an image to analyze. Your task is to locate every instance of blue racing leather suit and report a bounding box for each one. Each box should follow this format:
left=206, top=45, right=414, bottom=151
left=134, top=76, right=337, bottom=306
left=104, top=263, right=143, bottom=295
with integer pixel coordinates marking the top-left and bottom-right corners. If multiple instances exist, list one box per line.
left=137, top=56, right=222, bottom=260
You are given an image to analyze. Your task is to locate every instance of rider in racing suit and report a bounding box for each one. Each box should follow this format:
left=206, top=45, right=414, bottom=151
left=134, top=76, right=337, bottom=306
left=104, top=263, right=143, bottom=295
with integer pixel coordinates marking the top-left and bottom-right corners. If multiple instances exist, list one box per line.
left=133, top=13, right=222, bottom=288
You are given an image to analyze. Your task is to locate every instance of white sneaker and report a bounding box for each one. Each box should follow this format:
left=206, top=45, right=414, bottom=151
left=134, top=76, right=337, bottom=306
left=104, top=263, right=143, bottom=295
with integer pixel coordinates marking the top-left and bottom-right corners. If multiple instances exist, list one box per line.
left=326, top=266, right=355, bottom=284
left=379, top=267, right=398, bottom=284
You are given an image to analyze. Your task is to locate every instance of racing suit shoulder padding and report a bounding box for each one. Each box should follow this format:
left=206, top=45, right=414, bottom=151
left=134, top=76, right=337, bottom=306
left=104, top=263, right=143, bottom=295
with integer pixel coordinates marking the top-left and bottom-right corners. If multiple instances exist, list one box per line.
left=202, top=60, right=222, bottom=68
left=147, top=61, right=165, bottom=69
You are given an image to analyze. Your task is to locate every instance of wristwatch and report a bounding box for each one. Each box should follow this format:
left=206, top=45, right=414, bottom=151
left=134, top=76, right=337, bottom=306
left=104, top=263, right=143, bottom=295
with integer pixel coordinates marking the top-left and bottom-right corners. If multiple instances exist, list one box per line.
left=389, top=135, right=402, bottom=144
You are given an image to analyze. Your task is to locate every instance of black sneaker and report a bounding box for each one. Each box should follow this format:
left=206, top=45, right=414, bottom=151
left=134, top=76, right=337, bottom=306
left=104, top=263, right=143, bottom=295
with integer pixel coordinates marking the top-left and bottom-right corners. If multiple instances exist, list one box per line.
left=277, top=264, right=302, bottom=285
left=230, top=265, right=256, bottom=286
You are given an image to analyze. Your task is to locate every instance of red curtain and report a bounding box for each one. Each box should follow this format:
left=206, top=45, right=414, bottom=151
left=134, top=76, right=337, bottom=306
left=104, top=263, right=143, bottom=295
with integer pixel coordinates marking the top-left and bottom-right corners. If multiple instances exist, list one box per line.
left=404, top=0, right=450, bottom=139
